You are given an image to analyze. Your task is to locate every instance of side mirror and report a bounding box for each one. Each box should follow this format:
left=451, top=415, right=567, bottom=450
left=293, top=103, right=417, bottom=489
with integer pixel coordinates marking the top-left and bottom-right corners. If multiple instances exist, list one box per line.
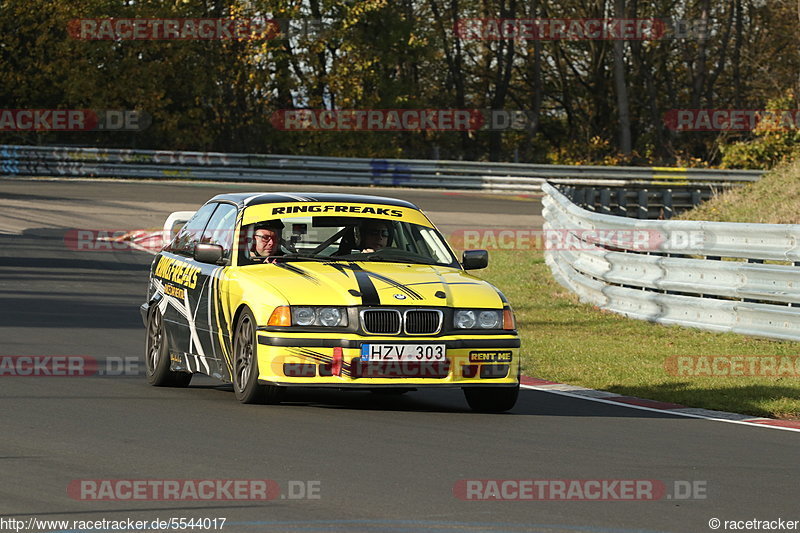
left=194, top=243, right=225, bottom=265
left=462, top=249, right=489, bottom=270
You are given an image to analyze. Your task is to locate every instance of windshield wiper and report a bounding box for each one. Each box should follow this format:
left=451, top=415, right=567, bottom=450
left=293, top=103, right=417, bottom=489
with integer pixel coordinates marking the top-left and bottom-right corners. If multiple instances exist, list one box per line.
left=276, top=253, right=344, bottom=263
left=360, top=255, right=439, bottom=265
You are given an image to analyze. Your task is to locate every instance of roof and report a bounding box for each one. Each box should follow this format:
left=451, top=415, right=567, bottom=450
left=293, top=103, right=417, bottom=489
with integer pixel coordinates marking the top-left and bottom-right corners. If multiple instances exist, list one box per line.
left=208, top=192, right=419, bottom=210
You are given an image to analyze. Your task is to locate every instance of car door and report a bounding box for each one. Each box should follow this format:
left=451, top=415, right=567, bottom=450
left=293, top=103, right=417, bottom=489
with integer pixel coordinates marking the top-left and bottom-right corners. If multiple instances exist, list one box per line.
left=156, top=201, right=218, bottom=370
left=192, top=202, right=239, bottom=380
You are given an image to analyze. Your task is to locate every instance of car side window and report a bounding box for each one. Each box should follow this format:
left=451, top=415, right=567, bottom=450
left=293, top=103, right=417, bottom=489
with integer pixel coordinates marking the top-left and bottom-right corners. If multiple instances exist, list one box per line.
left=201, top=203, right=238, bottom=258
left=170, top=202, right=219, bottom=256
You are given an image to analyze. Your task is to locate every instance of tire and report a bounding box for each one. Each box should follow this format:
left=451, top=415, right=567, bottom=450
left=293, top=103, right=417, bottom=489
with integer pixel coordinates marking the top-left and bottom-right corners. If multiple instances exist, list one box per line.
left=145, top=305, right=192, bottom=387
left=232, top=307, right=283, bottom=404
left=464, top=385, right=519, bottom=413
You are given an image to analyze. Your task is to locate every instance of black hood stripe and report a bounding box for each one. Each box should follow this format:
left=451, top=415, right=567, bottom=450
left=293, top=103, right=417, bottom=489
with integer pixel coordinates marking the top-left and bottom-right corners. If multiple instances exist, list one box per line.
left=274, top=262, right=320, bottom=285
left=329, top=263, right=423, bottom=303
left=395, top=281, right=481, bottom=287
left=362, top=270, right=423, bottom=301
left=348, top=264, right=381, bottom=306
left=325, top=263, right=352, bottom=278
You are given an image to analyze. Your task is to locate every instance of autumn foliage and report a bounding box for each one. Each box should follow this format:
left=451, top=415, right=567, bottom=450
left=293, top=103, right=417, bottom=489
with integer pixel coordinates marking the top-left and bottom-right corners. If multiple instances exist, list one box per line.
left=1, top=0, right=798, bottom=167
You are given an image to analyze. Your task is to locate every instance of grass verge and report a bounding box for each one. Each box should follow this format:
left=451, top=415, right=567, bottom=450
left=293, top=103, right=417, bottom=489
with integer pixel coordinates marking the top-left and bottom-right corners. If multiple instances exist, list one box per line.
left=677, top=157, right=800, bottom=223
left=476, top=249, right=800, bottom=420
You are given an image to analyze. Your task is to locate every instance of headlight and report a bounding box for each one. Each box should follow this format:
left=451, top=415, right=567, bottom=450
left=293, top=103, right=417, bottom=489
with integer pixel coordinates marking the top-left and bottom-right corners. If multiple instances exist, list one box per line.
left=454, top=310, right=476, bottom=329
left=454, top=309, right=502, bottom=329
left=291, top=306, right=347, bottom=327
left=318, top=307, right=343, bottom=327
left=478, top=310, right=501, bottom=329
left=292, top=307, right=315, bottom=326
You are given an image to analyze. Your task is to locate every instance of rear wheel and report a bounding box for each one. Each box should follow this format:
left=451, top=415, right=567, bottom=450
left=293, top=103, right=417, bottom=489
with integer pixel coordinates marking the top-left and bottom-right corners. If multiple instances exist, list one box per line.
left=464, top=385, right=519, bottom=413
left=233, top=307, right=283, bottom=404
left=145, top=306, right=192, bottom=387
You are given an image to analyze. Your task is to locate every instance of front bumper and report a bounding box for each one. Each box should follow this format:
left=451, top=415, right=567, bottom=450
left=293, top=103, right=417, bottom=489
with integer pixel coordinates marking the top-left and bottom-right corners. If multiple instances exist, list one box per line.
left=254, top=332, right=520, bottom=387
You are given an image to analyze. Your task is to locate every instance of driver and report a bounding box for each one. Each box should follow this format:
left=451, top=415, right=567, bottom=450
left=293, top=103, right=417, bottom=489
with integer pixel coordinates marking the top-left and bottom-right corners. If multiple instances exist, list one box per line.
left=251, top=220, right=284, bottom=262
left=358, top=219, right=391, bottom=253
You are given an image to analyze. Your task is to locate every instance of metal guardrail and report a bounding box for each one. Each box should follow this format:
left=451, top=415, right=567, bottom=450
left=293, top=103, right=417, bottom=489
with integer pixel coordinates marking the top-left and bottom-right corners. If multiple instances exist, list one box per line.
left=0, top=144, right=763, bottom=194
left=558, top=185, right=715, bottom=219
left=542, top=182, right=800, bottom=342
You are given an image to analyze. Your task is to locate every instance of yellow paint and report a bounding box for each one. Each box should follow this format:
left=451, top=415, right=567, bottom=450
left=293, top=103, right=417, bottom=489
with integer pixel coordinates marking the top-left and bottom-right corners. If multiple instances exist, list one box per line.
left=242, top=202, right=433, bottom=227
left=154, top=256, right=200, bottom=289
left=652, top=166, right=688, bottom=183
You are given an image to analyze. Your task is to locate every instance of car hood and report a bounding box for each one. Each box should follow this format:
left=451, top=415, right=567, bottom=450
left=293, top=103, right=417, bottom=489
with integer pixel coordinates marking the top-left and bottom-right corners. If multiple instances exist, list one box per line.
left=238, top=261, right=504, bottom=308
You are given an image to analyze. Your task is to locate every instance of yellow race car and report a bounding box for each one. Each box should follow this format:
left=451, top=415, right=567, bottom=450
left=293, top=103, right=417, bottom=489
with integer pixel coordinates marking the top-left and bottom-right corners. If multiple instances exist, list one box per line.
left=141, top=192, right=520, bottom=412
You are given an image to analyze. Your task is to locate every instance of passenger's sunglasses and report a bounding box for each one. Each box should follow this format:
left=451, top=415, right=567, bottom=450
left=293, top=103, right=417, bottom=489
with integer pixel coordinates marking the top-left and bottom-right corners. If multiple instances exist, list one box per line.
left=366, top=229, right=390, bottom=237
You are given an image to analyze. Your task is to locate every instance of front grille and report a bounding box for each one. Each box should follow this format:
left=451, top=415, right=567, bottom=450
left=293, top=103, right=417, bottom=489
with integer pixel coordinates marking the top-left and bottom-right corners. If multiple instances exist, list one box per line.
left=361, top=309, right=402, bottom=334
left=404, top=310, right=442, bottom=335
left=360, top=308, right=443, bottom=335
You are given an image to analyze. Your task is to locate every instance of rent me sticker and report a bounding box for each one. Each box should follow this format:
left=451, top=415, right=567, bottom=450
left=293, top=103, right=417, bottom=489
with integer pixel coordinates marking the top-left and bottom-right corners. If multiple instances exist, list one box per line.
left=469, top=351, right=512, bottom=363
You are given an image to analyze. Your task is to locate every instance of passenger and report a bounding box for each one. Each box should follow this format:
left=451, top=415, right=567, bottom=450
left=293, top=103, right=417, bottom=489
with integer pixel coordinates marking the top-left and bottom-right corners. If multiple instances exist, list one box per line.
left=358, top=219, right=391, bottom=253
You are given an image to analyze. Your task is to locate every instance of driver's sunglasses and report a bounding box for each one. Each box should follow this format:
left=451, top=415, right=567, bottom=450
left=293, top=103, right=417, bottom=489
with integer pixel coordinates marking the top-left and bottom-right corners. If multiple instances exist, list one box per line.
left=367, top=229, right=390, bottom=237
left=254, top=234, right=276, bottom=242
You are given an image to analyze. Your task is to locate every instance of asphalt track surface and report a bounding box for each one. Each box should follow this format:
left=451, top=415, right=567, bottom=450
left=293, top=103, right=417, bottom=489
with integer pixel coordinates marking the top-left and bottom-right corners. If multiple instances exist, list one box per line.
left=0, top=178, right=797, bottom=533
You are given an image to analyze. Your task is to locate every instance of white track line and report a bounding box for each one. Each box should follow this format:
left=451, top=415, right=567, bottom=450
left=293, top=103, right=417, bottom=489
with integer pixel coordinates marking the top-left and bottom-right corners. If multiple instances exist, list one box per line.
left=521, top=383, right=800, bottom=434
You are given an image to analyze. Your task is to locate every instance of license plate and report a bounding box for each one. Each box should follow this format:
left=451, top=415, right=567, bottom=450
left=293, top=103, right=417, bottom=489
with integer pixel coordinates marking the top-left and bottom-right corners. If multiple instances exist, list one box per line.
left=361, top=344, right=445, bottom=362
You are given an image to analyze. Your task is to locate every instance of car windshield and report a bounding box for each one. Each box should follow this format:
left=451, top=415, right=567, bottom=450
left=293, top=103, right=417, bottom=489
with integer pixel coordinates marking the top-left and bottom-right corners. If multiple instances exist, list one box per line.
left=240, top=215, right=458, bottom=267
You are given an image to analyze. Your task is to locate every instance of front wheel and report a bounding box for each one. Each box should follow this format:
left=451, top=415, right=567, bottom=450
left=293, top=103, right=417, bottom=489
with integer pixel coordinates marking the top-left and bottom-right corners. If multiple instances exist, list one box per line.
left=232, top=307, right=283, bottom=404
left=464, top=385, right=519, bottom=413
left=145, top=306, right=192, bottom=387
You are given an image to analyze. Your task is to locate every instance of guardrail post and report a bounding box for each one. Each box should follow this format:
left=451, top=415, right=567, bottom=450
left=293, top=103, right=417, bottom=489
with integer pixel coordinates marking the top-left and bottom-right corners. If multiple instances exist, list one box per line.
left=574, top=188, right=586, bottom=207
left=585, top=187, right=596, bottom=211
left=691, top=189, right=702, bottom=206
left=662, top=189, right=673, bottom=219
left=600, top=188, right=611, bottom=214
left=617, top=189, right=627, bottom=217
left=637, top=189, right=648, bottom=219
